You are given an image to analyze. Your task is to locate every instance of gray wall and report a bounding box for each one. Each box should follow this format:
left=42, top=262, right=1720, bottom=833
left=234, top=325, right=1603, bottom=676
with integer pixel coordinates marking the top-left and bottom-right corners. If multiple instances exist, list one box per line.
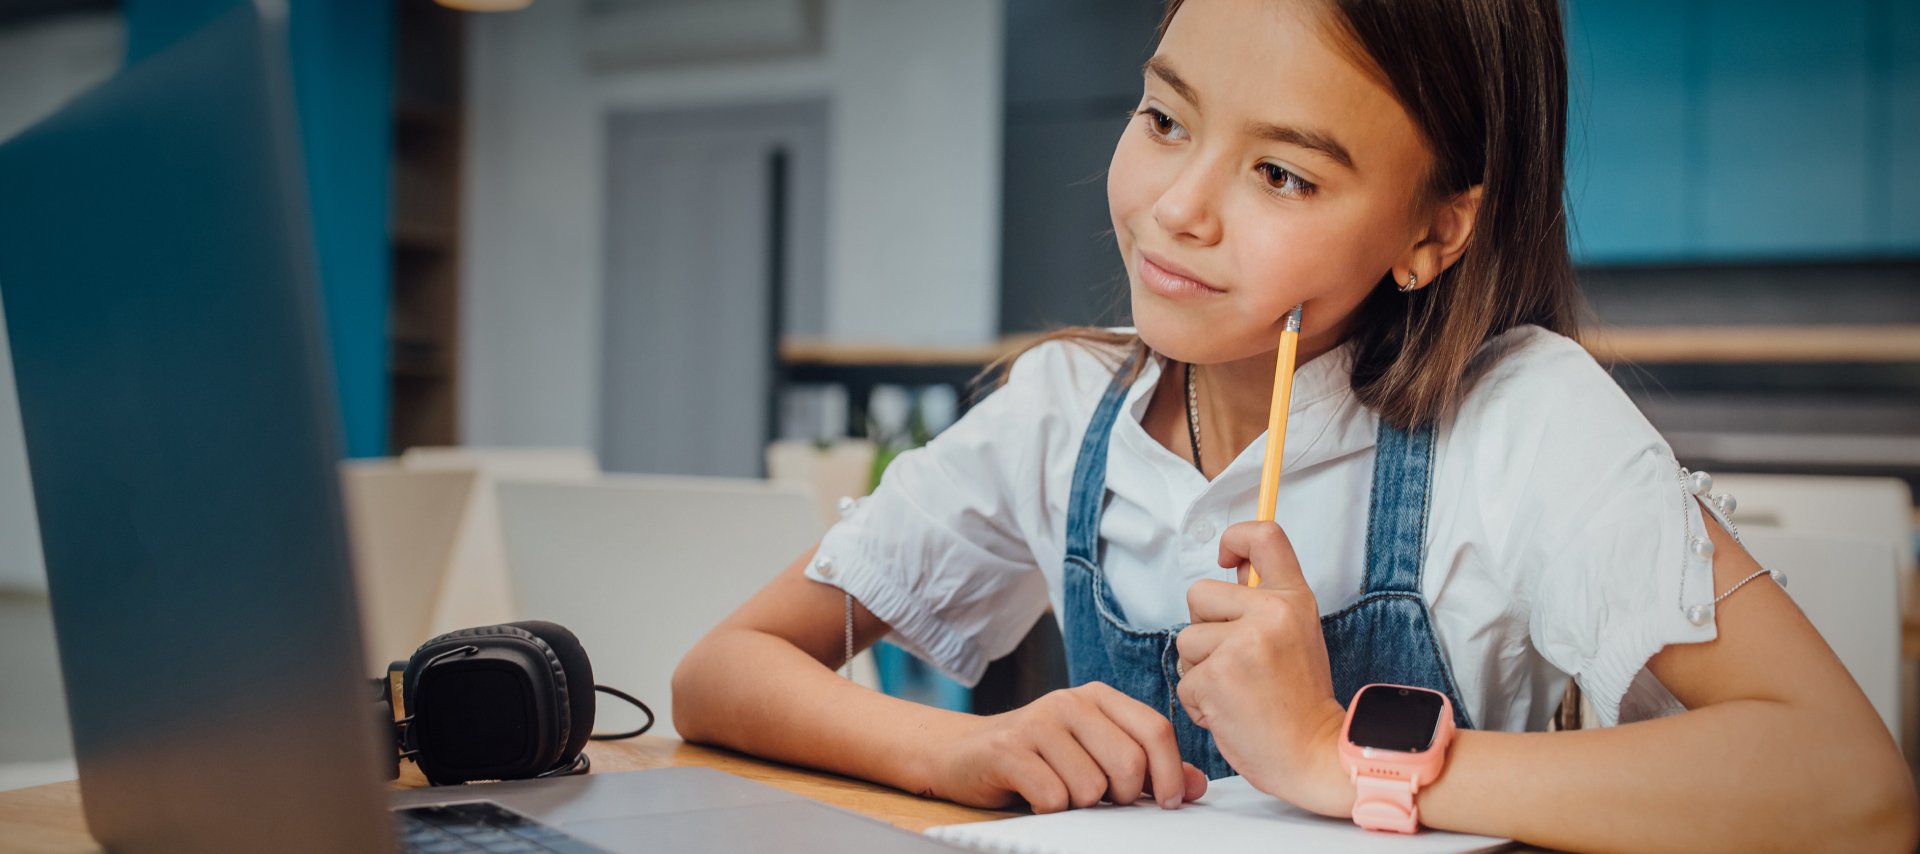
left=600, top=102, right=828, bottom=476
left=461, top=0, right=1005, bottom=458
left=997, top=0, right=1161, bottom=333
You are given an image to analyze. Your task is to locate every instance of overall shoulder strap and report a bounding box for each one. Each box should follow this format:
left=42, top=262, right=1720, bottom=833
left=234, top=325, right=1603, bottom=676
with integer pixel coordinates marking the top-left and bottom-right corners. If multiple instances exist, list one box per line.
left=1362, top=419, right=1437, bottom=594
left=1063, top=352, right=1140, bottom=563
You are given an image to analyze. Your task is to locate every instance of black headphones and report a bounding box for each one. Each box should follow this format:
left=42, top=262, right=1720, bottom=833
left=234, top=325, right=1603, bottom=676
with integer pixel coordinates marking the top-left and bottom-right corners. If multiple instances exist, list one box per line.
left=374, top=620, right=653, bottom=785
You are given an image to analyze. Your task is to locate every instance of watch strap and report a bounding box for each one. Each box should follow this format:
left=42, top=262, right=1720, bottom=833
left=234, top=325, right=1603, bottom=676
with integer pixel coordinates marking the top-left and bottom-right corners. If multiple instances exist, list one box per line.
left=1351, top=774, right=1419, bottom=834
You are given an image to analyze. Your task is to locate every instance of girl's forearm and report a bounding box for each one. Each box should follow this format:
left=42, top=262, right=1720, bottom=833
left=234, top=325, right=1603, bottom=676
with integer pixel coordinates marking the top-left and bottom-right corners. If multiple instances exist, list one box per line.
left=671, top=626, right=966, bottom=795
left=1414, top=699, right=1917, bottom=853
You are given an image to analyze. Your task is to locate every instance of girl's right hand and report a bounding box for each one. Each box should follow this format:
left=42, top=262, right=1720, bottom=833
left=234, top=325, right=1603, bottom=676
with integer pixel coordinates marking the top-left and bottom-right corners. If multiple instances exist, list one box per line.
left=922, top=681, right=1208, bottom=813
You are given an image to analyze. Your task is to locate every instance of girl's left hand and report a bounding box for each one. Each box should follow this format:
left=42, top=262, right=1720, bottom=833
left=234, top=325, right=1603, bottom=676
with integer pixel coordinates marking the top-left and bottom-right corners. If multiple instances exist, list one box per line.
left=1175, top=520, right=1353, bottom=817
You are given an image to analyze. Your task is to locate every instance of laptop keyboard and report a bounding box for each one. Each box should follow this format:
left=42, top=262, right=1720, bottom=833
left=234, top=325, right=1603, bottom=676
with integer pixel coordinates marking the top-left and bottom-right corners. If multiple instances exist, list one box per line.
left=395, top=801, right=609, bottom=854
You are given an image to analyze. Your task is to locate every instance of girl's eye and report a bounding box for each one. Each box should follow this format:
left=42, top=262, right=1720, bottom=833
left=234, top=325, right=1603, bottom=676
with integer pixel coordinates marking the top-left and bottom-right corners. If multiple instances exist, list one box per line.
left=1134, top=107, right=1186, bottom=142
left=1256, top=162, right=1317, bottom=199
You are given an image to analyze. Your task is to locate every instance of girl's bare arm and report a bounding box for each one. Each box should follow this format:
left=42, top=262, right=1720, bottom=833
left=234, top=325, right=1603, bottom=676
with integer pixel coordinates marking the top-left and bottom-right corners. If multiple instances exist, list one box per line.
left=1414, top=515, right=1918, bottom=852
left=672, top=544, right=1206, bottom=811
left=672, top=544, right=955, bottom=792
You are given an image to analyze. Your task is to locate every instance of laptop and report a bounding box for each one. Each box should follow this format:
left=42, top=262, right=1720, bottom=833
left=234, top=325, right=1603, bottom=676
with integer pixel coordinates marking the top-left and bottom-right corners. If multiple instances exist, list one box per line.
left=0, top=3, right=959, bottom=852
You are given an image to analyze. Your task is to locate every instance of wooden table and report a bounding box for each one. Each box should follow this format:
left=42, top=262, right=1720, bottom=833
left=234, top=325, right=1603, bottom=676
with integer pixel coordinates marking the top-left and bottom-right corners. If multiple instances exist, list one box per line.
left=0, top=736, right=1014, bottom=853
left=0, top=736, right=1557, bottom=852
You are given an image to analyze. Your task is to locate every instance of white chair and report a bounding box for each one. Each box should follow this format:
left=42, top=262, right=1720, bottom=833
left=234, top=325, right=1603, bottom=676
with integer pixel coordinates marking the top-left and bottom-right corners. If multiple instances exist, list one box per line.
left=494, top=474, right=880, bottom=738
left=1711, top=474, right=1915, bottom=754
left=338, top=462, right=477, bottom=672
left=1710, top=473, right=1914, bottom=580
left=338, top=449, right=600, bottom=672
left=1738, top=528, right=1903, bottom=746
left=398, top=447, right=599, bottom=481
left=765, top=438, right=877, bottom=530
left=398, top=448, right=598, bottom=639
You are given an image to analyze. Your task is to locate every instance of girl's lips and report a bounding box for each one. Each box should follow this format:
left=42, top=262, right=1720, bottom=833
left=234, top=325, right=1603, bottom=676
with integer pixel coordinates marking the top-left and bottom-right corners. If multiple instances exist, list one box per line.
left=1139, top=252, right=1226, bottom=299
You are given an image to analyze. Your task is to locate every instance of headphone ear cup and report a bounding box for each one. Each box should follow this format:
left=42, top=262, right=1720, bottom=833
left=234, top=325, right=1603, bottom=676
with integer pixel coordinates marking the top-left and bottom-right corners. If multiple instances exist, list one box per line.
left=403, top=624, right=552, bottom=726
left=403, top=623, right=574, bottom=784
left=508, top=620, right=595, bottom=762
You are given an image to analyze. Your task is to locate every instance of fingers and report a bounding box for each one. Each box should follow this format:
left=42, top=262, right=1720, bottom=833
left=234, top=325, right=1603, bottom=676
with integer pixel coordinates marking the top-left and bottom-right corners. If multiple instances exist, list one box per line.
left=1175, top=669, right=1206, bottom=729
left=1217, top=521, right=1306, bottom=592
left=1141, top=762, right=1208, bottom=804
left=1086, top=684, right=1189, bottom=808
left=1175, top=621, right=1231, bottom=671
left=1186, top=578, right=1253, bottom=623
left=1004, top=750, right=1072, bottom=815
left=1182, top=762, right=1209, bottom=802
left=1033, top=726, right=1109, bottom=810
left=1009, top=685, right=1203, bottom=813
left=1064, top=711, right=1149, bottom=805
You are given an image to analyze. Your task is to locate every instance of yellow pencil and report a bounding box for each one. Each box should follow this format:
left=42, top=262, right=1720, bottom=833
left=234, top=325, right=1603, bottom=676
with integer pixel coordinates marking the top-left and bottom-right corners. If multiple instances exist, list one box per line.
left=1249, top=304, right=1304, bottom=588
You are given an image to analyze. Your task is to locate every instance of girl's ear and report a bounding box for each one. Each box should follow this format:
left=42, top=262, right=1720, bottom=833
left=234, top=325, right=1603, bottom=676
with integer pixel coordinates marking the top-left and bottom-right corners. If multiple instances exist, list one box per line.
left=1395, top=184, right=1484, bottom=290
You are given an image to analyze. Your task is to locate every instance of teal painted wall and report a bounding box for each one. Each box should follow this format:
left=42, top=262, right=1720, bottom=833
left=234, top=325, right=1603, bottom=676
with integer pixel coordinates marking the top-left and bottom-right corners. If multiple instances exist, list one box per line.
left=126, top=1, right=393, bottom=457
left=1566, top=0, right=1920, bottom=263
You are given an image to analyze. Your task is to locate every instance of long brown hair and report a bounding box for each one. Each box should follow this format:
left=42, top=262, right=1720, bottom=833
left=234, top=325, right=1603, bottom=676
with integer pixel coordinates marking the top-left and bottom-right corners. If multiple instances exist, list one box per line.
left=986, top=0, right=1585, bottom=429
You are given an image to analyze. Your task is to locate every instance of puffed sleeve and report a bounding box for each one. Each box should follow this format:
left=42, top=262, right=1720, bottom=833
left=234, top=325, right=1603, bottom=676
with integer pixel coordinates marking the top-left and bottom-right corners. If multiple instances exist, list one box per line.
left=803, top=343, right=1095, bottom=686
left=1488, top=338, right=1721, bottom=726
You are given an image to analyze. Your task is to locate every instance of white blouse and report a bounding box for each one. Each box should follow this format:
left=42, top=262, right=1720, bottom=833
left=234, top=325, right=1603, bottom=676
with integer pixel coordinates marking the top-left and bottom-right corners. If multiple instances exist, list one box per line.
left=805, top=325, right=1735, bottom=731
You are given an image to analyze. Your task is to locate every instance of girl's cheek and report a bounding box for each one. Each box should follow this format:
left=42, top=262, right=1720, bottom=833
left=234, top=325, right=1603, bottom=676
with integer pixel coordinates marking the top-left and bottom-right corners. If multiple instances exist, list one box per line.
left=1107, top=137, right=1162, bottom=236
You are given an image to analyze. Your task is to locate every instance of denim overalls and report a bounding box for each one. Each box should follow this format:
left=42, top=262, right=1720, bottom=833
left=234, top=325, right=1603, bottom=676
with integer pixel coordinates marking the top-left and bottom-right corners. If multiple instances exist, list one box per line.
left=1059, top=359, right=1474, bottom=779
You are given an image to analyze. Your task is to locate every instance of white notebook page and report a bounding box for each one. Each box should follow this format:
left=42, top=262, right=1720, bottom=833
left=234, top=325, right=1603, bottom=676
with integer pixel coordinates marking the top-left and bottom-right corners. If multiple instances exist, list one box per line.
left=925, top=776, right=1509, bottom=854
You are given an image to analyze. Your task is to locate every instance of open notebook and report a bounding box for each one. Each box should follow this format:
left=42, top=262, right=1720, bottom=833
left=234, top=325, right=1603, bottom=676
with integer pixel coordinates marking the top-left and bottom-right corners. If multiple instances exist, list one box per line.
left=925, top=776, right=1508, bottom=854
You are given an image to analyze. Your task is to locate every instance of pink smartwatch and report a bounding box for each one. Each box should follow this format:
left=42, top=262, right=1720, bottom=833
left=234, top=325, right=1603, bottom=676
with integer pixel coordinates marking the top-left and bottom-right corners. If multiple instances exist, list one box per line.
left=1338, top=683, right=1456, bottom=833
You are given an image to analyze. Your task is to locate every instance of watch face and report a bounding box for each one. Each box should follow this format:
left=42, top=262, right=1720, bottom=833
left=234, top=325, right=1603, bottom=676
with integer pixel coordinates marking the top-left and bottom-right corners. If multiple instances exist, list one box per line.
left=1348, top=685, right=1444, bottom=752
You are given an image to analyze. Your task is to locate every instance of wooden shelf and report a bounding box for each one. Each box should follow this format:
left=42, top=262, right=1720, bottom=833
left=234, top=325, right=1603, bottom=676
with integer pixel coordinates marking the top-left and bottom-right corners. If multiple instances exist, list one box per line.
left=1583, top=325, right=1920, bottom=365
left=779, top=336, right=1032, bottom=366
left=394, top=102, right=456, bottom=134
left=390, top=219, right=455, bottom=253
left=778, top=325, right=1920, bottom=369
left=386, top=0, right=465, bottom=453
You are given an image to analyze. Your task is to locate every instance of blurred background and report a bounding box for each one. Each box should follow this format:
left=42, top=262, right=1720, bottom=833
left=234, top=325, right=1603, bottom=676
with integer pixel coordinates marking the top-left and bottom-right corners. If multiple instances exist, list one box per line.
left=0, top=0, right=1914, bottom=793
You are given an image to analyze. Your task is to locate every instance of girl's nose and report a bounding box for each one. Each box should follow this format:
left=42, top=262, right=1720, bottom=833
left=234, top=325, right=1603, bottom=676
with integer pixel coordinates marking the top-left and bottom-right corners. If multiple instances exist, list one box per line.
left=1152, top=158, right=1224, bottom=246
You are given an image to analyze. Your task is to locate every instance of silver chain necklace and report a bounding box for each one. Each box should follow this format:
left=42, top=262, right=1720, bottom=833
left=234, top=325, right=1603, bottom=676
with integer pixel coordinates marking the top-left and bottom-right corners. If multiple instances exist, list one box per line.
left=1184, top=362, right=1204, bottom=473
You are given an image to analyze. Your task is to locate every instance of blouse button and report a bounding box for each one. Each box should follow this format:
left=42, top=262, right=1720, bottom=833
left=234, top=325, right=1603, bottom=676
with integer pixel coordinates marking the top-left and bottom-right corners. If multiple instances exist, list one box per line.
left=1686, top=470, right=1714, bottom=497
left=836, top=496, right=858, bottom=517
left=1187, top=521, right=1216, bottom=543
left=1689, top=536, right=1714, bottom=558
left=813, top=555, right=836, bottom=578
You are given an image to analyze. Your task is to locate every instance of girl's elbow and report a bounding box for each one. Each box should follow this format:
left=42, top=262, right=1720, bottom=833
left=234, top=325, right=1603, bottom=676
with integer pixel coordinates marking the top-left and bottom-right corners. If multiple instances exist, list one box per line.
left=1865, top=762, right=1920, bottom=854
left=669, top=640, right=714, bottom=741
left=1832, top=745, right=1919, bottom=854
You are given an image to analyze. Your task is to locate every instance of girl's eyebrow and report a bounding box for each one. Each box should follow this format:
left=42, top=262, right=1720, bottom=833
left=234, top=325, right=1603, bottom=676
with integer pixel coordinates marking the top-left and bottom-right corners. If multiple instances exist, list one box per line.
left=1142, top=56, right=1202, bottom=107
left=1245, top=121, right=1355, bottom=170
left=1144, top=56, right=1355, bottom=172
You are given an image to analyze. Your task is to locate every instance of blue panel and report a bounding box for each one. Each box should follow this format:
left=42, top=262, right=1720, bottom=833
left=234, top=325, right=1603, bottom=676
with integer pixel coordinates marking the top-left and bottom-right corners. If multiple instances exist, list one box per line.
left=125, top=0, right=393, bottom=457
left=872, top=641, right=972, bottom=712
left=289, top=2, right=394, bottom=458
left=1881, top=0, right=1920, bottom=251
left=1698, top=0, right=1873, bottom=257
left=1563, top=0, right=1692, bottom=263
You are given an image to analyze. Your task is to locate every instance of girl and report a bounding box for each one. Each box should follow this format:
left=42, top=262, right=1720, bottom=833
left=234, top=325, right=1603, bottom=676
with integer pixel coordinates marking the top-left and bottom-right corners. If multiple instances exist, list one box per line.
left=674, top=0, right=1919, bottom=849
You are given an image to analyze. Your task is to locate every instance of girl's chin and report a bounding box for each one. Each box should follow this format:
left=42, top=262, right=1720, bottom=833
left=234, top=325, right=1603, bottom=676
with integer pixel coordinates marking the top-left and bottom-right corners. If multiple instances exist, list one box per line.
left=1134, top=316, right=1252, bottom=365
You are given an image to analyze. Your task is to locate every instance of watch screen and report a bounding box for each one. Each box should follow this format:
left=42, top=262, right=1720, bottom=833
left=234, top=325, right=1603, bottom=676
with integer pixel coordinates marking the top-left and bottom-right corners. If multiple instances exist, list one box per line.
left=1348, top=685, right=1444, bottom=752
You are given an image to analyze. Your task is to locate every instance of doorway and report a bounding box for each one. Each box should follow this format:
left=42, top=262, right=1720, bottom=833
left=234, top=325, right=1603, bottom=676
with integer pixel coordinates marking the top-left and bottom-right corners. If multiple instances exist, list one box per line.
left=599, top=100, right=827, bottom=477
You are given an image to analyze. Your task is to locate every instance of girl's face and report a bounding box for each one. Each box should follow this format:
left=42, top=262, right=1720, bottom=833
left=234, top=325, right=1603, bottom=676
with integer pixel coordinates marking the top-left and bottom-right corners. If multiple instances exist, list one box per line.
left=1109, top=0, right=1436, bottom=364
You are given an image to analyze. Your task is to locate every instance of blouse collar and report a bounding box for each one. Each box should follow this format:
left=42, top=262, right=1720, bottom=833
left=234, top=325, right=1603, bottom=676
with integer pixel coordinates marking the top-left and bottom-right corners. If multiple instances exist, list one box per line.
left=1114, top=339, right=1375, bottom=492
